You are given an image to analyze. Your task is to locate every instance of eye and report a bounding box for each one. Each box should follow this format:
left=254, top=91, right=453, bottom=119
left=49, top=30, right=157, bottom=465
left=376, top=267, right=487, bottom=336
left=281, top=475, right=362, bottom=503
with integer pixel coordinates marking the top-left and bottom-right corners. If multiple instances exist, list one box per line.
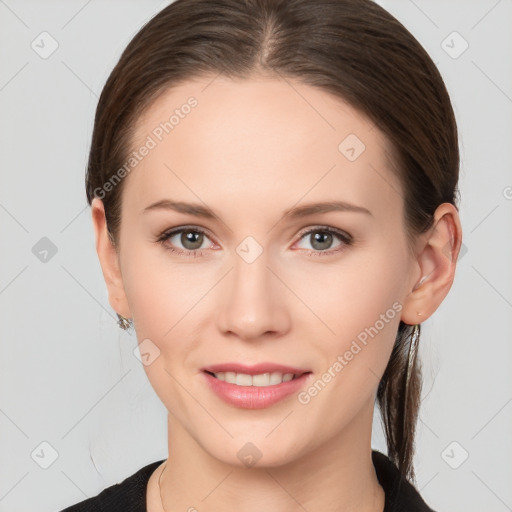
left=156, top=226, right=215, bottom=257
left=294, top=226, right=353, bottom=256
left=156, top=225, right=353, bottom=258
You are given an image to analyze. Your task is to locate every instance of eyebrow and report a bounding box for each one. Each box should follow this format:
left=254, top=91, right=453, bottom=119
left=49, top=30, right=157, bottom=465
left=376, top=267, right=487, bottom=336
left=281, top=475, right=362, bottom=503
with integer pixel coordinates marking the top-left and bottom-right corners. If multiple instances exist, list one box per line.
left=143, top=199, right=372, bottom=219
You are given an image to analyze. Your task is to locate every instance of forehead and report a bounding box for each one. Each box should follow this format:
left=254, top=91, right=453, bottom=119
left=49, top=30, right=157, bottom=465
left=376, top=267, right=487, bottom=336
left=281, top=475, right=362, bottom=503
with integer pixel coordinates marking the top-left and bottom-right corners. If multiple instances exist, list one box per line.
left=124, top=75, right=402, bottom=223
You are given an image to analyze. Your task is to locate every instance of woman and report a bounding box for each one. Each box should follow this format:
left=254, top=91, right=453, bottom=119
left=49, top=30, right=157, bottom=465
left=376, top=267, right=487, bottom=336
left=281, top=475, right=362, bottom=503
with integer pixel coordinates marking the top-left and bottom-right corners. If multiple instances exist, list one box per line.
left=60, top=0, right=462, bottom=510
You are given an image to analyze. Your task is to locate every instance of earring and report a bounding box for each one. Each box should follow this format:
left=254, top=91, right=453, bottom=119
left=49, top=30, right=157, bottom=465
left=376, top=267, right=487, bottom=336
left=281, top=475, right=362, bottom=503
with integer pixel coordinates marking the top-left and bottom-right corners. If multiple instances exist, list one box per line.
left=117, top=314, right=132, bottom=330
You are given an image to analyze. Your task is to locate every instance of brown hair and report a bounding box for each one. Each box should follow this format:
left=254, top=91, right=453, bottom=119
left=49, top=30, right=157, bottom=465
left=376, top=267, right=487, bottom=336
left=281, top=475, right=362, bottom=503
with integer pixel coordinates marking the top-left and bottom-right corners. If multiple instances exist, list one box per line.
left=85, top=0, right=459, bottom=483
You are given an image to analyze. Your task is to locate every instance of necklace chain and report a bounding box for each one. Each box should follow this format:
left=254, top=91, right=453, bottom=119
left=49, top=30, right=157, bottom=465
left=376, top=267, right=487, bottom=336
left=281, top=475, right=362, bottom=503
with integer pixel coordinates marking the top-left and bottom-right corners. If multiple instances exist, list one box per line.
left=157, top=458, right=383, bottom=512
left=158, top=460, right=168, bottom=512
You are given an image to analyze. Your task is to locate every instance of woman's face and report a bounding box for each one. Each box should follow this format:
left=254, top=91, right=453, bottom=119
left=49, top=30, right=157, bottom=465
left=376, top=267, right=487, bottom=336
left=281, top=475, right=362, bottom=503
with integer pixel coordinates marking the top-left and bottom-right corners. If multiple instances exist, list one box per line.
left=97, top=75, right=424, bottom=467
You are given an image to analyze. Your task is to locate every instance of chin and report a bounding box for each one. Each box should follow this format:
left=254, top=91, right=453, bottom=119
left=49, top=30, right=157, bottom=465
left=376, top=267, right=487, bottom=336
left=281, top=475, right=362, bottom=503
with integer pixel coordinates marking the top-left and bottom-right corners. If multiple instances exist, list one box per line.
left=203, top=436, right=305, bottom=470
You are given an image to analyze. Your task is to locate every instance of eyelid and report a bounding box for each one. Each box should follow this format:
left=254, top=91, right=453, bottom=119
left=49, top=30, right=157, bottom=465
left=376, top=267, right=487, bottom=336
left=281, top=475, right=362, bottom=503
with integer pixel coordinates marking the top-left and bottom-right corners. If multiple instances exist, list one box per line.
left=295, top=224, right=352, bottom=243
left=157, top=224, right=353, bottom=255
left=291, top=225, right=353, bottom=256
left=157, top=224, right=217, bottom=246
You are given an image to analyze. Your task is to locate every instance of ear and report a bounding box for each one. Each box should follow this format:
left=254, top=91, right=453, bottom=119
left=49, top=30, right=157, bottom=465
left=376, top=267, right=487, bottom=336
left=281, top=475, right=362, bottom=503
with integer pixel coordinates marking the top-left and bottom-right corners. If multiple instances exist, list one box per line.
left=401, top=202, right=463, bottom=325
left=91, top=197, right=132, bottom=319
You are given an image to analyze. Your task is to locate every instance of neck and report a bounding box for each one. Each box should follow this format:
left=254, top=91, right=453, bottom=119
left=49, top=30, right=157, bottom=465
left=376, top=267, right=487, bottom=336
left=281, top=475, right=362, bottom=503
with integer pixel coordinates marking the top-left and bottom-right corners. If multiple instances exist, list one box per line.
left=151, top=400, right=385, bottom=512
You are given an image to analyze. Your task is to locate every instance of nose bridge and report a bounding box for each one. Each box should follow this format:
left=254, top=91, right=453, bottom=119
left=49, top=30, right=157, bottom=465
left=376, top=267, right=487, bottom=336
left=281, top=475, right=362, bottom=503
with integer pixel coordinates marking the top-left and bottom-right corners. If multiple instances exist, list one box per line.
left=217, top=240, right=288, bottom=339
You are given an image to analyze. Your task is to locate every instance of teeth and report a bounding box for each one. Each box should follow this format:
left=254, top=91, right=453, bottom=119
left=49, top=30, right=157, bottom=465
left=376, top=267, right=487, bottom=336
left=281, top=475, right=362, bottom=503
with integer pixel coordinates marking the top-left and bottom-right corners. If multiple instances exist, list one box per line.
left=213, top=371, right=296, bottom=386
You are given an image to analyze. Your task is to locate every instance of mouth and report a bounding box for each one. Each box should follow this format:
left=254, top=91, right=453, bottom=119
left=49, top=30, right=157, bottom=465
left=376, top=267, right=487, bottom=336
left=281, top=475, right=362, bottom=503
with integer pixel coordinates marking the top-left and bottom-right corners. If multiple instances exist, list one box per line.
left=201, top=368, right=314, bottom=409
left=203, top=370, right=311, bottom=387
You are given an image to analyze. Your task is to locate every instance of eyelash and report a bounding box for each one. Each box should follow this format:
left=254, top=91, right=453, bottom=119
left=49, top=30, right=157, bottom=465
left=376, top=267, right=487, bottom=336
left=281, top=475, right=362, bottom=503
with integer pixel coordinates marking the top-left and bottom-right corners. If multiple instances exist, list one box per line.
left=156, top=225, right=353, bottom=258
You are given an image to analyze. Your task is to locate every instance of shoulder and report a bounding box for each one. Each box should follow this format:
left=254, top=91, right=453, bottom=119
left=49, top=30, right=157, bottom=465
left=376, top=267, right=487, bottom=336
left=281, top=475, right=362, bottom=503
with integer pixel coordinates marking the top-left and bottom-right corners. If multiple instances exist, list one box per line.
left=372, top=450, right=438, bottom=512
left=58, top=459, right=165, bottom=512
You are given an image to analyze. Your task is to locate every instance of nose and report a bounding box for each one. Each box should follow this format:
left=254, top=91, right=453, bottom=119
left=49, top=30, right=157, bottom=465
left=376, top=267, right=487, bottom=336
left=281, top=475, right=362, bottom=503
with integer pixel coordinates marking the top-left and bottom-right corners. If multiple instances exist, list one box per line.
left=216, top=249, right=290, bottom=341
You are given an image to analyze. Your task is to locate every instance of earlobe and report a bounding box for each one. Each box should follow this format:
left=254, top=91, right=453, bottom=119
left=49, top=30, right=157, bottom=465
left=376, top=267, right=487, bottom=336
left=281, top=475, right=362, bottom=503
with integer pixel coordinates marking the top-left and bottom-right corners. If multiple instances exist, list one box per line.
left=90, top=197, right=132, bottom=319
left=401, top=203, right=463, bottom=325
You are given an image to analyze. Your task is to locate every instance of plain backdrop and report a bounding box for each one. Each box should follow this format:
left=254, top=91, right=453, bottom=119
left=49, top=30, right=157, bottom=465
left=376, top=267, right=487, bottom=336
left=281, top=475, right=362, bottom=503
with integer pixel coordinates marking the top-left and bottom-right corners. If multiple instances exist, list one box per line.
left=0, top=1, right=511, bottom=511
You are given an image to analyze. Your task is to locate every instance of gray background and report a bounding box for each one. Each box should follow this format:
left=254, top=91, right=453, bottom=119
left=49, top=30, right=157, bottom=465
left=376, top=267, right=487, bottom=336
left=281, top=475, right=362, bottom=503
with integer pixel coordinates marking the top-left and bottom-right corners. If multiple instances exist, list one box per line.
left=1, top=1, right=511, bottom=511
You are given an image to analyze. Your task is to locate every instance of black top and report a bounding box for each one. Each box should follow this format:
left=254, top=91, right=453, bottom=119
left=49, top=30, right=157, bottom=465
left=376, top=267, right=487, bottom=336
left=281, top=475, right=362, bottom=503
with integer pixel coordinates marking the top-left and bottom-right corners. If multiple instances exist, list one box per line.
left=58, top=450, right=436, bottom=511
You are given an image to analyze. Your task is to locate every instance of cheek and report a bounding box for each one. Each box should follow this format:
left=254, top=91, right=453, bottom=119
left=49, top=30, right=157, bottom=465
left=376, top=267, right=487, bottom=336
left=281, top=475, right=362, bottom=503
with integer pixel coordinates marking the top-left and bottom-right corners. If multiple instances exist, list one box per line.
left=120, top=241, right=194, bottom=329
left=295, top=250, right=405, bottom=339
left=120, top=245, right=215, bottom=372
left=292, top=245, right=406, bottom=397
left=293, top=261, right=403, bottom=436
left=120, top=249, right=202, bottom=410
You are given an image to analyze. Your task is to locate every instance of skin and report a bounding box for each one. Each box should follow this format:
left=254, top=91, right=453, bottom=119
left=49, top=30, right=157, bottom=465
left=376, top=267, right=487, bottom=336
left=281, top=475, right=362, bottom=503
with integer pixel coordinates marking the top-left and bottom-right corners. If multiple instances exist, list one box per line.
left=91, top=74, right=462, bottom=512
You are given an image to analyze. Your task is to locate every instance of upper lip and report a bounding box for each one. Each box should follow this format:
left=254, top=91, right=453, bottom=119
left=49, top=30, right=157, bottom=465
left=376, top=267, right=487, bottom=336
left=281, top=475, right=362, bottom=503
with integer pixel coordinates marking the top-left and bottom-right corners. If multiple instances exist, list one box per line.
left=202, top=362, right=311, bottom=376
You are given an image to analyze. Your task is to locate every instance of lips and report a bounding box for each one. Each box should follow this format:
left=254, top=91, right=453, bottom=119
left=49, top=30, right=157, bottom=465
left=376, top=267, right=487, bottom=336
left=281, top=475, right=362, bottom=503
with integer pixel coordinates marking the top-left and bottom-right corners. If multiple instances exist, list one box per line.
left=202, top=369, right=313, bottom=409
left=201, top=362, right=311, bottom=376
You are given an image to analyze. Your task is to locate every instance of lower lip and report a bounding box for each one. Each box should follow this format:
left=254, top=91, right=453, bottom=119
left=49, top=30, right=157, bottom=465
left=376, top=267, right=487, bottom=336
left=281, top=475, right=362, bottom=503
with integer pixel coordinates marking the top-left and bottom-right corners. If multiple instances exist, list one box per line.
left=202, top=371, right=312, bottom=409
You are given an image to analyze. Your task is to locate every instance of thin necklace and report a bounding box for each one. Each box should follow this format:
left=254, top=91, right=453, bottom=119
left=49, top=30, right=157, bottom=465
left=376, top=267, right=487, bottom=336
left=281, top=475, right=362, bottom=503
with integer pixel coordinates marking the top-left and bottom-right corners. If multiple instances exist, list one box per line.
left=157, top=458, right=383, bottom=512
left=158, top=460, right=168, bottom=512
